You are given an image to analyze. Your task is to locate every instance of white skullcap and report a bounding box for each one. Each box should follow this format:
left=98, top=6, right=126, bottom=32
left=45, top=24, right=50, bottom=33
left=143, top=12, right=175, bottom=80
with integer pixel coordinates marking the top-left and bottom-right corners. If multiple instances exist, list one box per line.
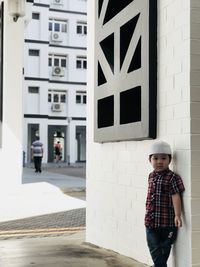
left=149, top=140, right=172, bottom=156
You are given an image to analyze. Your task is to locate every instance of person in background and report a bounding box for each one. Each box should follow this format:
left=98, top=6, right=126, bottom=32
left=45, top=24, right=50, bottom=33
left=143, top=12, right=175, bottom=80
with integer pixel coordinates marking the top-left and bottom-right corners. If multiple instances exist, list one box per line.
left=145, top=140, right=185, bottom=267
left=54, top=141, right=61, bottom=165
left=31, top=136, right=43, bottom=173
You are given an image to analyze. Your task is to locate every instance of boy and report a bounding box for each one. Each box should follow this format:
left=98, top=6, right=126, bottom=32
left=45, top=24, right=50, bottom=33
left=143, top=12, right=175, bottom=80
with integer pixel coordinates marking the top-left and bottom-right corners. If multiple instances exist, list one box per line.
left=145, top=140, right=185, bottom=267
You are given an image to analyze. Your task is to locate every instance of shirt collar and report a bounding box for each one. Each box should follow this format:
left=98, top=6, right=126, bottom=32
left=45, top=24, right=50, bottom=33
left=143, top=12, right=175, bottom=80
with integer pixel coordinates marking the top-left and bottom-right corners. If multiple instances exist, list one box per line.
left=153, top=168, right=170, bottom=176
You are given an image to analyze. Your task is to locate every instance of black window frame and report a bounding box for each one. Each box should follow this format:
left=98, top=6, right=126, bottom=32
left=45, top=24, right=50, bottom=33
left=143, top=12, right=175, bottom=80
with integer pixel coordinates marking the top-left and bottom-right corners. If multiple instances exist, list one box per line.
left=32, top=12, right=40, bottom=20
left=29, top=49, right=40, bottom=57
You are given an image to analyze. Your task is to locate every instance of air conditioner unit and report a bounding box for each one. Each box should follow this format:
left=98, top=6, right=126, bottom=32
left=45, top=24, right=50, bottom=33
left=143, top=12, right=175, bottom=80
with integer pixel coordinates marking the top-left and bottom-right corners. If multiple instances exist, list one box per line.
left=52, top=103, right=62, bottom=112
left=51, top=32, right=62, bottom=42
left=52, top=66, right=65, bottom=77
left=53, top=0, right=63, bottom=5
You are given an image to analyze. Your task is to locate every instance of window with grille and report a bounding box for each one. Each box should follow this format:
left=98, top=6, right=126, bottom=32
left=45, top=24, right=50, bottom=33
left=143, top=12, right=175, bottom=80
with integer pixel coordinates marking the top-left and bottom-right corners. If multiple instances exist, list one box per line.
left=76, top=22, right=87, bottom=35
left=48, top=54, right=67, bottom=68
left=76, top=56, right=87, bottom=69
left=76, top=91, right=87, bottom=104
left=49, top=19, right=67, bottom=33
left=48, top=90, right=66, bottom=103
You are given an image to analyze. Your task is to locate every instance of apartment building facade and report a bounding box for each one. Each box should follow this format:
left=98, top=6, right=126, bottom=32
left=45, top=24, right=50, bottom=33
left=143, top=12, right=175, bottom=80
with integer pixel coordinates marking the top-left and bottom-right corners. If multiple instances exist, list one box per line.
left=23, top=0, right=87, bottom=164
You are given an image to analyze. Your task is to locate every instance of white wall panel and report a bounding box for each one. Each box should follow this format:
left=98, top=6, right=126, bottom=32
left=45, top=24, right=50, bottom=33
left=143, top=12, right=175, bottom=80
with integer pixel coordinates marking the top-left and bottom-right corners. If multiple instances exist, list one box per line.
left=87, top=0, right=191, bottom=266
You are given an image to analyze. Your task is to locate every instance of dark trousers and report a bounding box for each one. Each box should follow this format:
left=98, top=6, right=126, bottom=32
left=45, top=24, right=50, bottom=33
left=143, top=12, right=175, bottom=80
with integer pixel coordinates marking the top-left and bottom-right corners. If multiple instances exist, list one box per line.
left=146, top=227, right=177, bottom=267
left=34, top=156, right=42, bottom=172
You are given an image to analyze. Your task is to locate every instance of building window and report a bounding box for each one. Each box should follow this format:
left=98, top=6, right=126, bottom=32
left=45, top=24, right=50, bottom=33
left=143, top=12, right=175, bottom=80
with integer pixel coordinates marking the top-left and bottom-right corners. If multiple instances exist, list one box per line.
left=48, top=90, right=66, bottom=103
left=48, top=58, right=52, bottom=66
left=48, top=93, right=51, bottom=102
left=76, top=56, right=87, bottom=69
left=61, top=59, right=66, bottom=67
left=76, top=91, right=87, bottom=104
left=83, top=95, right=87, bottom=104
left=29, top=49, right=40, bottom=56
left=49, top=19, right=67, bottom=33
left=48, top=54, right=67, bottom=68
left=32, top=13, right=40, bottom=20
left=76, top=22, right=87, bottom=35
left=53, top=94, right=59, bottom=103
left=28, top=87, right=39, bottom=94
left=60, top=94, right=66, bottom=103
left=76, top=95, right=81, bottom=103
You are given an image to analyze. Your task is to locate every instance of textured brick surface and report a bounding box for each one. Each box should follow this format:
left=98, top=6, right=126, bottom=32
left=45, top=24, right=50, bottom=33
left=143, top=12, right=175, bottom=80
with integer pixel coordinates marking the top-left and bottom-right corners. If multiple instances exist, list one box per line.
left=0, top=208, right=86, bottom=239
left=87, top=0, right=191, bottom=266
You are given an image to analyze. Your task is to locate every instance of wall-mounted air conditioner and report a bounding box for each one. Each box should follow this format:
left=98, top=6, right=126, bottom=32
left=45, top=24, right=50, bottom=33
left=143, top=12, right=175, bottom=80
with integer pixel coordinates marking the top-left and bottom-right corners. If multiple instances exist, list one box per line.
left=53, top=0, right=63, bottom=5
left=51, top=32, right=62, bottom=42
left=52, top=66, right=64, bottom=77
left=52, top=103, right=62, bottom=112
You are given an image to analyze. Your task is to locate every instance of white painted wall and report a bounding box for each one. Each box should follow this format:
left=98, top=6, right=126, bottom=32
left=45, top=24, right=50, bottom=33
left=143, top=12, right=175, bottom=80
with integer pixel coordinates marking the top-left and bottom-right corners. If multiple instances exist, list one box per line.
left=25, top=43, right=49, bottom=78
left=87, top=0, right=191, bottom=266
left=0, top=1, right=24, bottom=190
left=69, top=0, right=87, bottom=13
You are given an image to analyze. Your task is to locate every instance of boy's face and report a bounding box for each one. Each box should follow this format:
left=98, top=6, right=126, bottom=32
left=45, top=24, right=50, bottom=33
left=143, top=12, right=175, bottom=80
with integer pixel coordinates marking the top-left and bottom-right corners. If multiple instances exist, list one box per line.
left=149, top=154, right=171, bottom=172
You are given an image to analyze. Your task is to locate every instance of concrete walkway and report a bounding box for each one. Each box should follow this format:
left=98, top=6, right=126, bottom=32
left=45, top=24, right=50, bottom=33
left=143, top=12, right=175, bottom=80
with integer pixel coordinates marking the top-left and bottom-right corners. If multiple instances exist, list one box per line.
left=23, top=166, right=86, bottom=193
left=0, top=166, right=150, bottom=267
left=0, top=231, right=149, bottom=267
left=0, top=166, right=86, bottom=222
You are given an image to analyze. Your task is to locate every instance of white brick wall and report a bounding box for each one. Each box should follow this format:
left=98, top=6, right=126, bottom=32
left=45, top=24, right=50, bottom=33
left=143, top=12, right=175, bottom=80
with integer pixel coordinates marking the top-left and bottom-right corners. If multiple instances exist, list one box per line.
left=87, top=0, right=191, bottom=266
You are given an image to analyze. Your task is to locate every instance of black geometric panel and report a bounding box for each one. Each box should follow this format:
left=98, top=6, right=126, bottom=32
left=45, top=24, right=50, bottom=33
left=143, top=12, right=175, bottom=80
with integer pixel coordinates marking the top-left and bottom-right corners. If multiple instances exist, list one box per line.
left=98, top=0, right=104, bottom=18
left=120, top=13, right=140, bottom=69
left=120, top=87, right=141, bottom=124
left=98, top=61, right=107, bottom=86
left=98, top=95, right=114, bottom=128
left=128, top=36, right=141, bottom=73
left=103, top=0, right=134, bottom=25
left=94, top=0, right=157, bottom=142
left=100, top=33, right=114, bottom=73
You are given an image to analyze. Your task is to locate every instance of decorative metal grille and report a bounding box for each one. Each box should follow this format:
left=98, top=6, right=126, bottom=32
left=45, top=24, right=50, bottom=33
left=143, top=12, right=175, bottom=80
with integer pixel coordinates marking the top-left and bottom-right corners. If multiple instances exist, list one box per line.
left=94, top=0, right=157, bottom=142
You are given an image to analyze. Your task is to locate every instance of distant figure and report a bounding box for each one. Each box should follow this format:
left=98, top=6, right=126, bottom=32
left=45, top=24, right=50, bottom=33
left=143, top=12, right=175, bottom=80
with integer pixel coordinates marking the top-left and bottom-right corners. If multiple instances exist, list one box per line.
left=55, top=141, right=61, bottom=164
left=31, top=136, right=43, bottom=173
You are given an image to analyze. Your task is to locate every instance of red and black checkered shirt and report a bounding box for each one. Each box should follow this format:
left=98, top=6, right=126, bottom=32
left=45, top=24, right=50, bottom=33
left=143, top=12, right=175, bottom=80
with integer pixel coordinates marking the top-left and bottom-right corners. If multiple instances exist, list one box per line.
left=145, top=169, right=185, bottom=228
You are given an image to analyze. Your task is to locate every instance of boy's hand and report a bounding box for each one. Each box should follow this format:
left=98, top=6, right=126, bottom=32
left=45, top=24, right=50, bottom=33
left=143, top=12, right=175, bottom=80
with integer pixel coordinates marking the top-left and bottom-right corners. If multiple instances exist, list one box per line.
left=174, top=215, right=182, bottom=227
left=172, top=193, right=183, bottom=227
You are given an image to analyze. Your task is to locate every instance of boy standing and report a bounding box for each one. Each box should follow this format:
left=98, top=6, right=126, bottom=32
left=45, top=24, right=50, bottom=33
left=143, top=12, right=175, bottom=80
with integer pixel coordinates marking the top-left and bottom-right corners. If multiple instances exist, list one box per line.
left=145, top=141, right=185, bottom=267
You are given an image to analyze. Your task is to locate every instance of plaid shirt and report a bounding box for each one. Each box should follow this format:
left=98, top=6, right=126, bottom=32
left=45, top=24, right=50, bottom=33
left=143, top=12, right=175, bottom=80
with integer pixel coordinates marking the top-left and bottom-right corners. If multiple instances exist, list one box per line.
left=145, top=169, right=185, bottom=228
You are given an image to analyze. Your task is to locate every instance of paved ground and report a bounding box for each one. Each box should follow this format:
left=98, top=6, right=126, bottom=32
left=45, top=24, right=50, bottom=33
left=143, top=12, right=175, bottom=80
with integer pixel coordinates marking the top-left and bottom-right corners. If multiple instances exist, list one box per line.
left=0, top=165, right=86, bottom=222
left=0, top=164, right=150, bottom=267
left=42, top=164, right=86, bottom=178
left=0, top=231, right=149, bottom=267
left=42, top=164, right=86, bottom=199
left=0, top=208, right=85, bottom=240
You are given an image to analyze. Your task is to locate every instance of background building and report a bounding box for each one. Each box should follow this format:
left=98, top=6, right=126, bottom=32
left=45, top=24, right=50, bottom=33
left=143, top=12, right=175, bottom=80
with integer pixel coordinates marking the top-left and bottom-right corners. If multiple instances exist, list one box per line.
left=23, top=0, right=87, bottom=164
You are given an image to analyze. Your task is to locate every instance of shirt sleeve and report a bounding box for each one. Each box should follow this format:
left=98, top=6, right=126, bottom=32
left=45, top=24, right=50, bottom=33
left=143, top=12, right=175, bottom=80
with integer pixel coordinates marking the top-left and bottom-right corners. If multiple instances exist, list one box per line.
left=170, top=173, right=185, bottom=195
